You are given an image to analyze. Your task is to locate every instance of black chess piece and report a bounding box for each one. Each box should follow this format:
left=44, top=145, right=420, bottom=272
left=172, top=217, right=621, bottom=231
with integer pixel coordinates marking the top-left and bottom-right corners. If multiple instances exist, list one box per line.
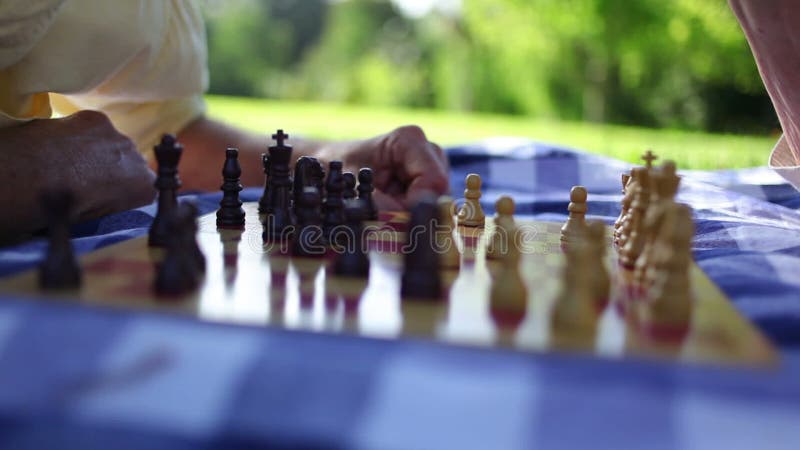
left=258, top=152, right=271, bottom=214
left=401, top=194, right=441, bottom=300
left=343, top=172, right=357, bottom=200
left=310, top=159, right=325, bottom=196
left=333, top=201, right=370, bottom=277
left=262, top=129, right=295, bottom=241
left=358, top=168, right=377, bottom=220
left=292, top=187, right=326, bottom=257
left=323, top=161, right=346, bottom=243
left=155, top=203, right=202, bottom=296
left=149, top=134, right=182, bottom=247
left=181, top=202, right=206, bottom=274
left=217, top=148, right=246, bottom=228
left=38, top=190, right=81, bottom=290
left=294, top=156, right=323, bottom=209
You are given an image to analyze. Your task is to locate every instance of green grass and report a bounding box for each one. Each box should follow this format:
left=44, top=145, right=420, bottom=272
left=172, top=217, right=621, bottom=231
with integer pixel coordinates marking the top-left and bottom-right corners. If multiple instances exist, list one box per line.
left=206, top=95, right=777, bottom=170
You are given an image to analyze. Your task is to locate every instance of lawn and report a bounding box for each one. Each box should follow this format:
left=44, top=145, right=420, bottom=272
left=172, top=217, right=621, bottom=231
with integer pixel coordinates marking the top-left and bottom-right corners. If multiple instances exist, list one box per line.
left=206, top=95, right=777, bottom=170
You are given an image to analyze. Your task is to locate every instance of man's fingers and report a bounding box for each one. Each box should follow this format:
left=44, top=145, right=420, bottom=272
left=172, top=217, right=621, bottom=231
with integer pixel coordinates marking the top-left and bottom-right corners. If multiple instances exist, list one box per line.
left=372, top=189, right=405, bottom=211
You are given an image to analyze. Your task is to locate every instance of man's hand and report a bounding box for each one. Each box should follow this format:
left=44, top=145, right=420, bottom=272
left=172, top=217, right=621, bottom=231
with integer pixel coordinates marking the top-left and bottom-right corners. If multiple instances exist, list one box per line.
left=178, top=118, right=450, bottom=210
left=0, top=110, right=155, bottom=239
left=318, top=125, right=450, bottom=210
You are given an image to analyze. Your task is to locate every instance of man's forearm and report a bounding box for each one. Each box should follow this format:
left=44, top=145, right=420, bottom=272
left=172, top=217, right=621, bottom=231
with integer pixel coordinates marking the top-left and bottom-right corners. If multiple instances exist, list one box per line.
left=176, top=116, right=333, bottom=190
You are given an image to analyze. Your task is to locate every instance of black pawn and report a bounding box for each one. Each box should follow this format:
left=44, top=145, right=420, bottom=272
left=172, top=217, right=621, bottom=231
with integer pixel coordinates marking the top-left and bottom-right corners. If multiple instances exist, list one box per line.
left=217, top=148, right=246, bottom=228
left=333, top=201, right=370, bottom=277
left=149, top=134, right=182, bottom=247
left=262, top=129, right=294, bottom=241
left=323, top=161, right=346, bottom=243
left=358, top=168, right=377, bottom=220
left=258, top=153, right=271, bottom=214
left=292, top=187, right=326, bottom=257
left=155, top=203, right=201, bottom=296
left=38, top=190, right=81, bottom=290
left=401, top=194, right=441, bottom=300
left=343, top=172, right=357, bottom=200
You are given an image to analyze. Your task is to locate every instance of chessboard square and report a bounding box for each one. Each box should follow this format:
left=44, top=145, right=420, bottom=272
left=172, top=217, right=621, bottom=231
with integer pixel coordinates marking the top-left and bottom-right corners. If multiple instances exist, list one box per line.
left=0, top=306, right=21, bottom=358
left=355, top=350, right=536, bottom=450
left=72, top=320, right=261, bottom=439
left=675, top=391, right=800, bottom=450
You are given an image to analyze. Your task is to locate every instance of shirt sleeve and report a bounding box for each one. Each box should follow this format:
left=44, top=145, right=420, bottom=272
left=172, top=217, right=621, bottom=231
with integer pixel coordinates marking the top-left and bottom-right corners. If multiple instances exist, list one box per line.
left=769, top=135, right=800, bottom=190
left=0, top=0, right=66, bottom=125
left=0, top=0, right=208, bottom=155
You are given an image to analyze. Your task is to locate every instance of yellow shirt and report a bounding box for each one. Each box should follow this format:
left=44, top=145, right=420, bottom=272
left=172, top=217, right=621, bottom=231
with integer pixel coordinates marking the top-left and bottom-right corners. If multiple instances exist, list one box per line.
left=0, top=0, right=207, bottom=158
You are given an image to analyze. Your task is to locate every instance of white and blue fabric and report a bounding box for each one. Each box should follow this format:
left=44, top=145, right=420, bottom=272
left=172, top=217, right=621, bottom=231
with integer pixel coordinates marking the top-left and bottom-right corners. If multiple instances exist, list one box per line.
left=0, top=138, right=798, bottom=449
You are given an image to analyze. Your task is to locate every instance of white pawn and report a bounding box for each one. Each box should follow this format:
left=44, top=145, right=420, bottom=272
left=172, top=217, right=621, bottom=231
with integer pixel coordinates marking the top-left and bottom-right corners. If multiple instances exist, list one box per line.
left=560, top=185, right=588, bottom=245
left=490, top=227, right=527, bottom=314
left=487, top=196, right=516, bottom=259
left=586, top=221, right=610, bottom=302
left=552, top=236, right=597, bottom=333
left=437, top=196, right=461, bottom=268
left=457, top=173, right=486, bottom=228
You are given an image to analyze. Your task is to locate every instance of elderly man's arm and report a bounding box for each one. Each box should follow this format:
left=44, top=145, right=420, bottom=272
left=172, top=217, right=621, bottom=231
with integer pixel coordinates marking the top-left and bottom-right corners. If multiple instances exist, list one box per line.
left=177, top=117, right=450, bottom=210
left=0, top=111, right=155, bottom=241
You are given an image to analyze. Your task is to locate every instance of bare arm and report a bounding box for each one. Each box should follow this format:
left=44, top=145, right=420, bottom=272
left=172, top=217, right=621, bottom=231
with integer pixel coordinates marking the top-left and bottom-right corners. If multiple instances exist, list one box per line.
left=0, top=111, right=155, bottom=241
left=177, top=116, right=450, bottom=210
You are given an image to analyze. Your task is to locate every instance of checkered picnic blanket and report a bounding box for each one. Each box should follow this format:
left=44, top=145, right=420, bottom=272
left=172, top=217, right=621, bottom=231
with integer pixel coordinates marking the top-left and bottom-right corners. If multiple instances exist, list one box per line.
left=0, top=138, right=798, bottom=449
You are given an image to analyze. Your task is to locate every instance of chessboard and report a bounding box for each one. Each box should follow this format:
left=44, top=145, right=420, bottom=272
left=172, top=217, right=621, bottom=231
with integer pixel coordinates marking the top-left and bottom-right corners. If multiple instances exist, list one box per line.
left=0, top=201, right=778, bottom=367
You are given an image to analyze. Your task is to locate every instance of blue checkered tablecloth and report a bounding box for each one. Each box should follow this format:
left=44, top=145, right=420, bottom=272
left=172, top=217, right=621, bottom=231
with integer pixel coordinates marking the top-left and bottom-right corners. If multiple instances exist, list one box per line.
left=0, top=138, right=799, bottom=449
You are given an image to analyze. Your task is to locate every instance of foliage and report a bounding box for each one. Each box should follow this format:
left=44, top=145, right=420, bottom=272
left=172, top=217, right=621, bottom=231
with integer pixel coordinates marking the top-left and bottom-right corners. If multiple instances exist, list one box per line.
left=204, top=0, right=775, bottom=134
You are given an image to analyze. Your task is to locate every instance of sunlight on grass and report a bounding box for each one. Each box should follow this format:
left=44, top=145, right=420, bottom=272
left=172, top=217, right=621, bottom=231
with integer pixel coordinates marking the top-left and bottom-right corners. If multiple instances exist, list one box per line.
left=206, top=95, right=777, bottom=170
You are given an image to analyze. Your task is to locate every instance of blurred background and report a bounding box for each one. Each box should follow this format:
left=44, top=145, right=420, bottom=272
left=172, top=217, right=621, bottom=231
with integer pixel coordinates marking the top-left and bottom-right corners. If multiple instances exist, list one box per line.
left=202, top=0, right=779, bottom=169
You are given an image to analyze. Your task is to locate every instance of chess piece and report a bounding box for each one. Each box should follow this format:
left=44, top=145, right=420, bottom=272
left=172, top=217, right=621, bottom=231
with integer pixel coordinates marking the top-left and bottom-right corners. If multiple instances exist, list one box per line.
left=258, top=152, right=271, bottom=214
left=323, top=161, right=346, bottom=243
left=311, top=160, right=326, bottom=195
left=613, top=172, right=631, bottom=244
left=216, top=148, right=246, bottom=228
left=647, top=204, right=694, bottom=322
left=585, top=221, right=610, bottom=303
left=487, top=195, right=516, bottom=259
left=357, top=168, right=377, bottom=220
left=436, top=196, right=460, bottom=268
left=619, top=169, right=651, bottom=268
left=292, top=187, right=326, bottom=257
left=262, top=129, right=294, bottom=241
left=552, top=237, right=598, bottom=333
left=641, top=149, right=658, bottom=170
left=333, top=201, right=370, bottom=277
left=616, top=167, right=644, bottom=249
left=149, top=134, right=182, bottom=247
left=155, top=203, right=202, bottom=296
left=456, top=173, right=485, bottom=227
left=293, top=156, right=325, bottom=208
left=401, top=194, right=441, bottom=299
left=343, top=172, right=357, bottom=200
left=489, top=227, right=527, bottom=321
left=38, top=190, right=82, bottom=290
left=634, top=160, right=681, bottom=285
left=560, top=185, right=588, bottom=245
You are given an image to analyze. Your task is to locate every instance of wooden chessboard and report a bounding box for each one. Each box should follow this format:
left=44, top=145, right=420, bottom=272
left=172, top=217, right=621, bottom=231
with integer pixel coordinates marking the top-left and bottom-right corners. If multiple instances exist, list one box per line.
left=0, top=202, right=778, bottom=367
